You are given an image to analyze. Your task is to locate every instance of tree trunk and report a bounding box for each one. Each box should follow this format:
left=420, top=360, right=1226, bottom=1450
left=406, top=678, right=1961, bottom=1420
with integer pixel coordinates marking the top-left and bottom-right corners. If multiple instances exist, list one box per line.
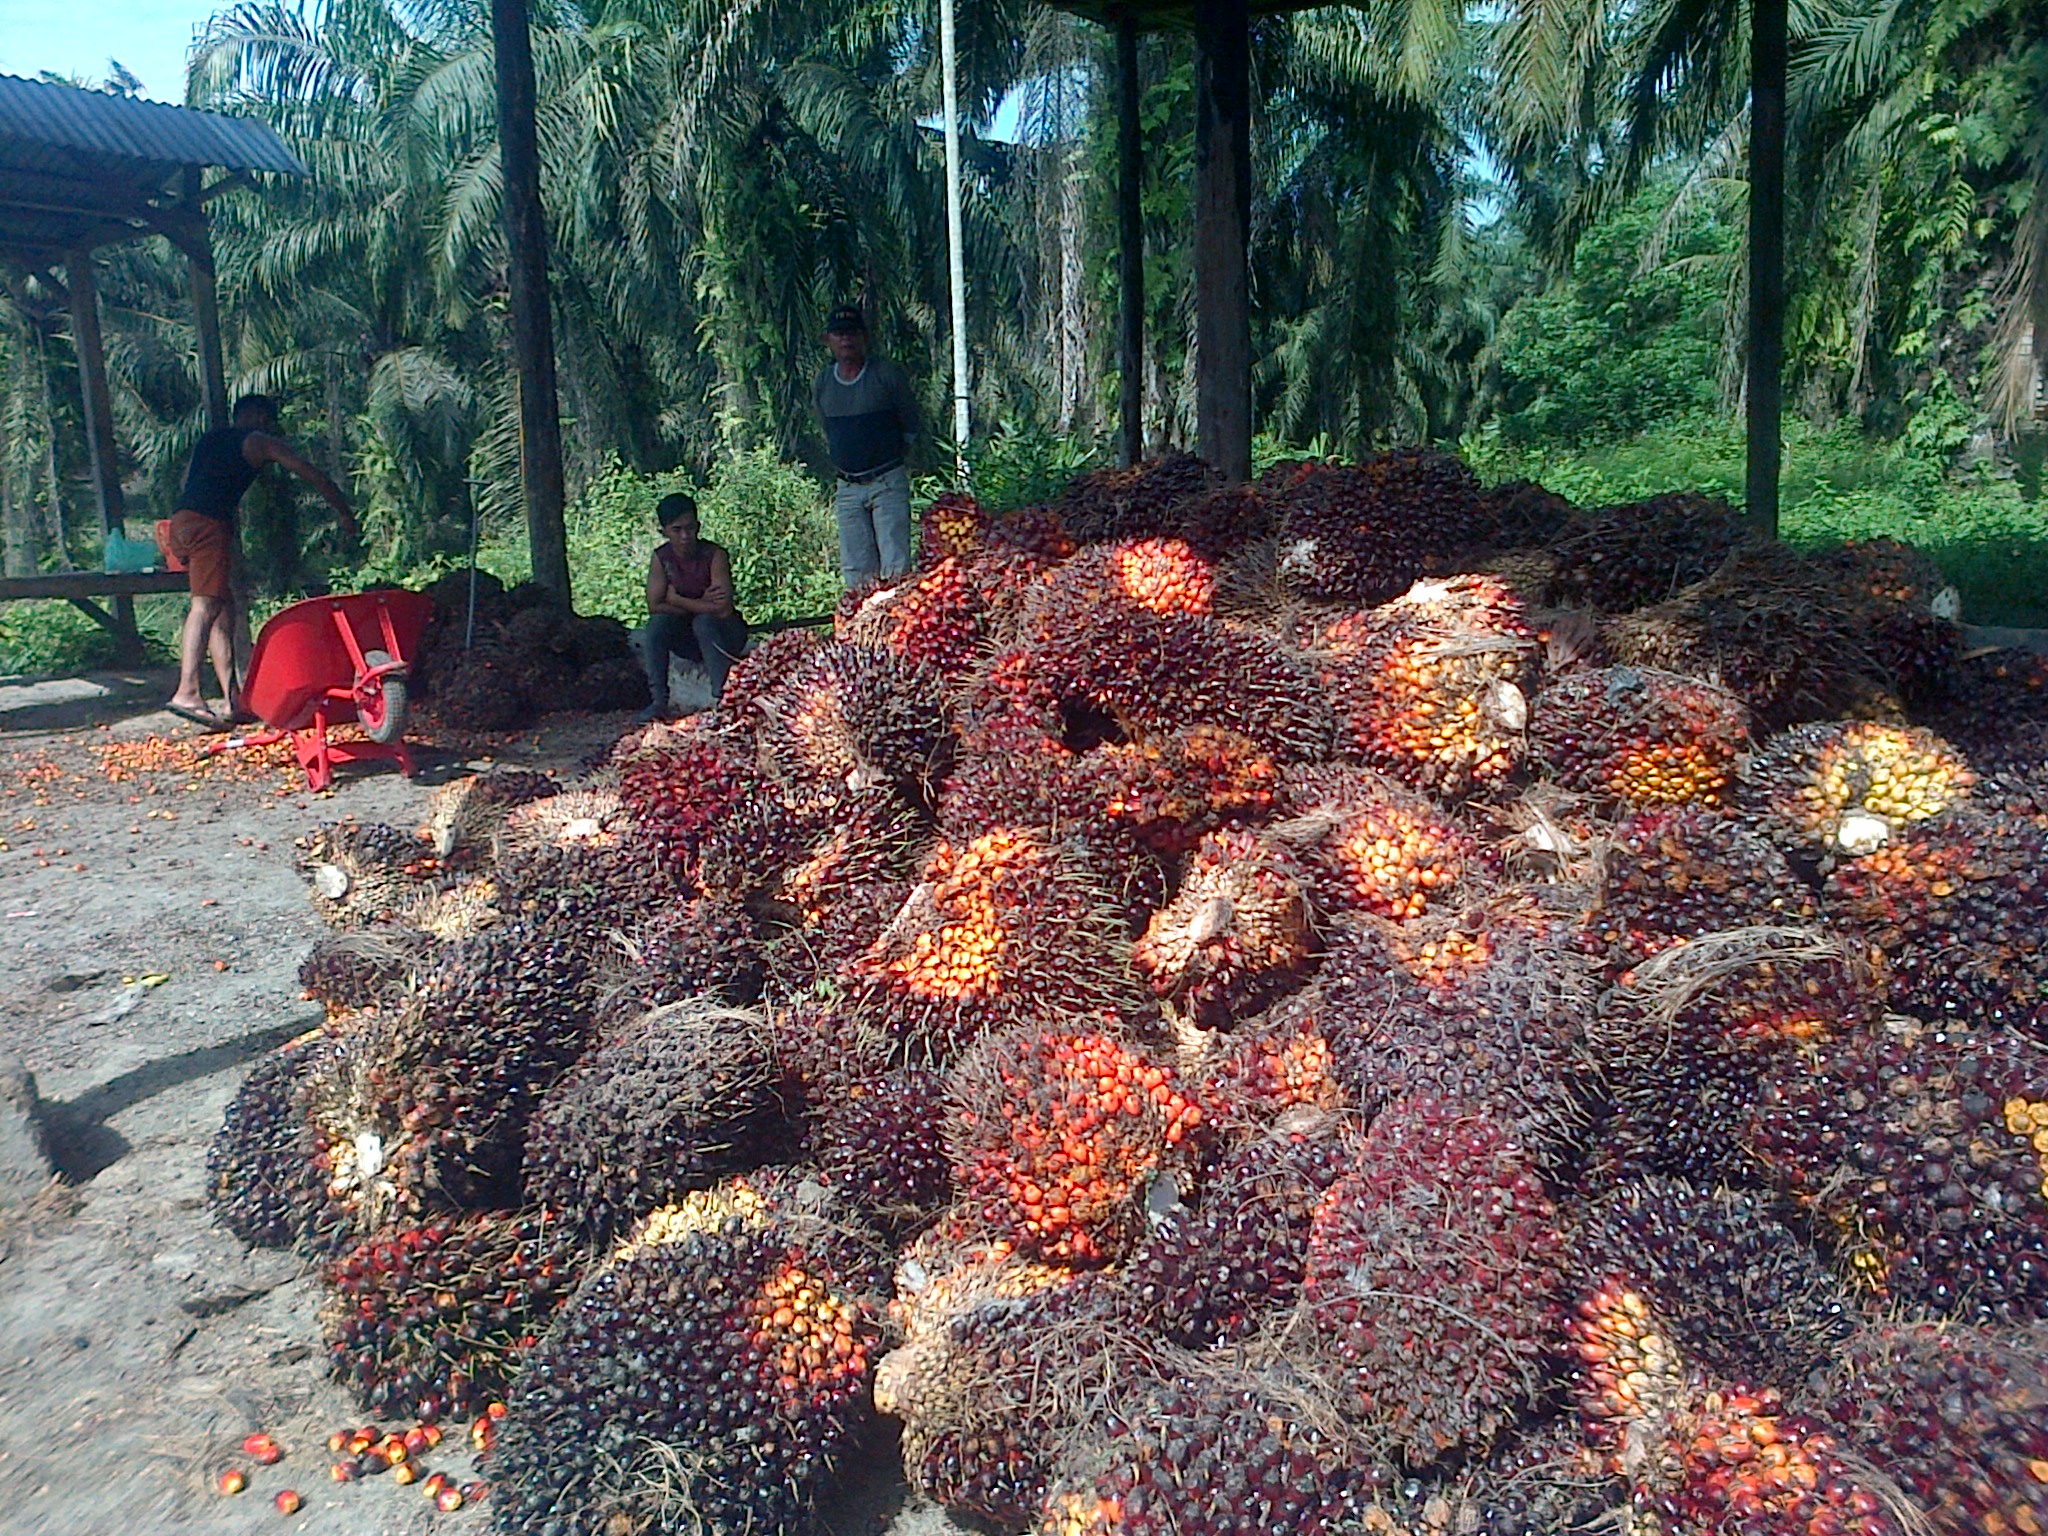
left=491, top=0, right=571, bottom=606
left=37, top=327, right=67, bottom=565
left=1745, top=0, right=1788, bottom=539
left=2, top=463, right=34, bottom=577
left=1193, top=0, right=1253, bottom=483
left=1117, top=15, right=1145, bottom=468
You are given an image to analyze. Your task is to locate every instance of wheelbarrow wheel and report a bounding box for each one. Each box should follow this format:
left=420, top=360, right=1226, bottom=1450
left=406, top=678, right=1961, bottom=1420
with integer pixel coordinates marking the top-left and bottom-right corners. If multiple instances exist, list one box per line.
left=358, top=649, right=409, bottom=744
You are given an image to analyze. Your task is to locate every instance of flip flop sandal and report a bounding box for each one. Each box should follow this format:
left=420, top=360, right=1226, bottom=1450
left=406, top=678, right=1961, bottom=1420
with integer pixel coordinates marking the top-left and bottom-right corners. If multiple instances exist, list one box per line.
left=165, top=702, right=231, bottom=732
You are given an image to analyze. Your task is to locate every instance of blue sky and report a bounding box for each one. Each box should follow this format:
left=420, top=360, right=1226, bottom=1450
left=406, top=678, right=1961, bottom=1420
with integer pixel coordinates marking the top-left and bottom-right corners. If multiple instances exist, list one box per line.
left=0, top=0, right=210, bottom=101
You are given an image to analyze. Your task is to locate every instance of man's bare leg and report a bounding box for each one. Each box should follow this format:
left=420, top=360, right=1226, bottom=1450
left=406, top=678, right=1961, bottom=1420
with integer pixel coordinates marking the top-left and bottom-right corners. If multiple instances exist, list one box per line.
left=207, top=604, right=236, bottom=706
left=169, top=595, right=225, bottom=712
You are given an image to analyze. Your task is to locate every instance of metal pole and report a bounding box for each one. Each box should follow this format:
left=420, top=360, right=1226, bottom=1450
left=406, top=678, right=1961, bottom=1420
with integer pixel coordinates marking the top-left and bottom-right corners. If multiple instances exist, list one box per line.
left=939, top=0, right=971, bottom=484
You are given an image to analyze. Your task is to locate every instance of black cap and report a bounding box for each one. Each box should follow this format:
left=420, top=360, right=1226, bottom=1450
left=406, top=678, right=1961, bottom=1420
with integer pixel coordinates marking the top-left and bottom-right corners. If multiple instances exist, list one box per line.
left=825, top=304, right=867, bottom=334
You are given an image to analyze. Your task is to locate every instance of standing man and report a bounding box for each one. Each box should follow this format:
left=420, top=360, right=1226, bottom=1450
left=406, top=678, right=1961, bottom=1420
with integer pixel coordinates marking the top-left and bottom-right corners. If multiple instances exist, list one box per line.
left=812, top=304, right=920, bottom=588
left=164, top=394, right=358, bottom=729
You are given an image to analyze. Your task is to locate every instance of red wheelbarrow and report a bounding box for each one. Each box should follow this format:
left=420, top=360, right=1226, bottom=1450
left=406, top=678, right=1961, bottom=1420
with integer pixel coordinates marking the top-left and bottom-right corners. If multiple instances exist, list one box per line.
left=209, top=589, right=434, bottom=792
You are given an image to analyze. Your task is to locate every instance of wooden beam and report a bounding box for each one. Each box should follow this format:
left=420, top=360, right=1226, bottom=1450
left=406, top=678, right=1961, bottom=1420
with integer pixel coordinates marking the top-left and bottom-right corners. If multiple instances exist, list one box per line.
left=1116, top=13, right=1145, bottom=468
left=65, top=248, right=126, bottom=536
left=1745, top=0, right=1788, bottom=540
left=182, top=169, right=231, bottom=429
left=1193, top=0, right=1252, bottom=483
left=491, top=0, right=572, bottom=607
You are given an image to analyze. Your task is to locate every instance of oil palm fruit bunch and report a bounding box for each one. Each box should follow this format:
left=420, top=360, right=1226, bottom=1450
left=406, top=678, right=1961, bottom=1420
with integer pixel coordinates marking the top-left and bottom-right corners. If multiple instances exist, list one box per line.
left=1192, top=1013, right=1347, bottom=1142
left=1054, top=451, right=1222, bottom=545
left=1531, top=666, right=1751, bottom=807
left=945, top=1023, right=1202, bottom=1264
left=1475, top=479, right=1579, bottom=551
left=1035, top=1371, right=1380, bottom=1536
left=1133, top=828, right=1314, bottom=1026
left=598, top=893, right=765, bottom=1026
left=1814, top=537, right=1962, bottom=698
left=392, top=874, right=504, bottom=941
left=422, top=770, right=560, bottom=859
left=491, top=1180, right=886, bottom=1536
left=299, top=821, right=434, bottom=929
left=836, top=556, right=989, bottom=678
left=1746, top=1024, right=2048, bottom=1319
left=772, top=786, right=922, bottom=922
left=1004, top=536, right=1219, bottom=647
left=1274, top=763, right=1477, bottom=920
left=1301, top=1097, right=1566, bottom=1462
left=921, top=489, right=990, bottom=563
left=1546, top=492, right=1748, bottom=613
left=1742, top=720, right=1976, bottom=857
left=756, top=642, right=954, bottom=802
left=208, top=1027, right=330, bottom=1248
left=841, top=828, right=1144, bottom=1063
left=426, top=649, right=528, bottom=732
left=1308, top=575, right=1538, bottom=798
left=1146, top=481, right=1279, bottom=561
left=1265, top=451, right=1482, bottom=604
left=1821, top=1322, right=2048, bottom=1536
left=521, top=1001, right=793, bottom=1246
left=297, top=1011, right=438, bottom=1254
left=488, top=787, right=681, bottom=938
left=1449, top=1416, right=1628, bottom=1536
left=297, top=926, right=427, bottom=1017
left=803, top=1063, right=953, bottom=1231
left=1823, top=805, right=2048, bottom=1038
left=761, top=879, right=911, bottom=1003
left=1917, top=648, right=2048, bottom=783
left=1084, top=722, right=1284, bottom=856
left=611, top=720, right=765, bottom=883
left=320, top=1209, right=585, bottom=1422
left=575, top=653, right=650, bottom=712
left=717, top=624, right=827, bottom=726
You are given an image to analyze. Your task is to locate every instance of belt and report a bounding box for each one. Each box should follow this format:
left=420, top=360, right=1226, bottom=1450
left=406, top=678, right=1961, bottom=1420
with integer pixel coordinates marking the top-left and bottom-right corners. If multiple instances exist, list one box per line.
left=836, top=461, right=903, bottom=486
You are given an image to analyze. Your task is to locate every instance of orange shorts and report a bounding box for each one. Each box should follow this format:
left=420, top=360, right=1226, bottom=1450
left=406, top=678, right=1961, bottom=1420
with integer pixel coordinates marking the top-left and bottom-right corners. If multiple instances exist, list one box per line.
left=168, top=509, right=234, bottom=600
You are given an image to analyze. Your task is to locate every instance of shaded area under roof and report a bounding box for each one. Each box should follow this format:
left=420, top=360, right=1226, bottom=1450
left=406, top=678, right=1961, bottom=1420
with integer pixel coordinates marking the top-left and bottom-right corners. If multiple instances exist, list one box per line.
left=0, top=73, right=306, bottom=261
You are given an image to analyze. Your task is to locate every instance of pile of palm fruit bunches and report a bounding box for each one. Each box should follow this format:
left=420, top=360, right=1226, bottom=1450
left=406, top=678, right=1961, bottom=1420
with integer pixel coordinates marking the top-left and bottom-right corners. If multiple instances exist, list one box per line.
left=210, top=448, right=2048, bottom=1536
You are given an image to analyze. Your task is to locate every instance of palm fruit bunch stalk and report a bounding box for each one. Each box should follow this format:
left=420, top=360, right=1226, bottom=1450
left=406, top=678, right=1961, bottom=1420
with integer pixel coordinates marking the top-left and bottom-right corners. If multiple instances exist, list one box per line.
left=297, top=926, right=427, bottom=1017
left=1034, top=1369, right=1382, bottom=1536
left=1002, top=536, right=1219, bottom=646
left=208, top=1027, right=330, bottom=1248
left=1306, top=574, right=1538, bottom=798
left=840, top=828, right=1147, bottom=1064
left=1545, top=492, right=1749, bottom=613
left=595, top=893, right=765, bottom=1027
left=1273, top=913, right=1595, bottom=1170
left=1915, top=647, right=2048, bottom=784
left=835, top=556, right=989, bottom=679
left=521, top=1001, right=794, bottom=1245
left=1264, top=450, right=1484, bottom=604
left=296, top=1010, right=439, bottom=1253
left=1053, top=450, right=1222, bottom=545
left=1820, top=1322, right=2048, bottom=1536
left=1132, top=827, right=1314, bottom=1026
left=944, top=1023, right=1202, bottom=1263
left=488, top=787, right=682, bottom=941
left=1299, top=1096, right=1566, bottom=1462
left=489, top=1178, right=886, bottom=1536
left=756, top=641, right=955, bottom=804
left=320, top=1209, right=586, bottom=1422
left=1604, top=542, right=1890, bottom=732
left=1813, top=537, right=1963, bottom=699
left=1272, top=763, right=1477, bottom=920
left=1531, top=666, right=1751, bottom=807
left=1577, top=807, right=1822, bottom=978
left=1745, top=1024, right=2048, bottom=1320
left=1741, top=719, right=1976, bottom=858
left=420, top=769, right=559, bottom=859
left=1822, top=805, right=2048, bottom=1037
left=298, top=821, right=436, bottom=929
left=1121, top=1128, right=1349, bottom=1347
left=390, top=874, right=504, bottom=941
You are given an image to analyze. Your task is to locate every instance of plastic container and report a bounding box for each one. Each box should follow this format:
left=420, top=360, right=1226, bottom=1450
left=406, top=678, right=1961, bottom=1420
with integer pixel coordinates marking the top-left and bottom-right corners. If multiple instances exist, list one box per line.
left=102, top=529, right=161, bottom=574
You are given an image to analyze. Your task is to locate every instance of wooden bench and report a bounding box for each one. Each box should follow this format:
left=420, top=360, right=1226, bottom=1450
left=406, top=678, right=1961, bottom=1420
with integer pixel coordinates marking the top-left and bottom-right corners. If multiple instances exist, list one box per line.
left=0, top=569, right=190, bottom=662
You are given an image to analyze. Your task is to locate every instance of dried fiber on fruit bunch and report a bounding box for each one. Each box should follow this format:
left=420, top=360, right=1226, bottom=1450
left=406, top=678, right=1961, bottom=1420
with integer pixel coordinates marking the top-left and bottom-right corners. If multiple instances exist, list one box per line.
left=835, top=557, right=988, bottom=677
left=1474, top=479, right=1579, bottom=552
left=1001, top=537, right=1219, bottom=648
left=1272, top=913, right=1595, bottom=1169
left=1545, top=492, right=1748, bottom=613
left=1531, top=665, right=1751, bottom=807
left=756, top=642, right=955, bottom=802
left=1742, top=719, right=1976, bottom=858
left=1123, top=1129, right=1349, bottom=1347
left=1035, top=1369, right=1383, bottom=1536
left=1604, top=543, right=1890, bottom=733
left=945, top=1023, right=1202, bottom=1264
left=717, top=623, right=827, bottom=727
left=321, top=1209, right=585, bottom=1422
left=298, top=926, right=427, bottom=1017
left=1822, top=1322, right=2048, bottom=1536
left=922, top=488, right=991, bottom=563
left=1308, top=575, right=1538, bottom=798
left=1746, top=1025, right=2048, bottom=1321
left=489, top=788, right=681, bottom=939
left=879, top=1243, right=1158, bottom=1527
left=1447, top=1415, right=1628, bottom=1536
left=1271, top=763, right=1478, bottom=920
left=1823, top=806, right=2048, bottom=1038
left=491, top=1178, right=886, bottom=1536
left=1133, top=828, right=1315, bottom=1027
left=1191, top=1012, right=1348, bottom=1142
left=299, top=821, right=434, bottom=929
left=422, top=769, right=558, bottom=859
left=594, top=894, right=764, bottom=1028
left=424, top=649, right=528, bottom=732
left=1568, top=1179, right=1856, bottom=1396
left=841, top=829, right=1146, bottom=1064
left=522, top=1001, right=793, bottom=1245
left=395, top=875, right=504, bottom=941
left=209, top=1026, right=329, bottom=1248
left=1813, top=538, right=1963, bottom=698
left=1265, top=451, right=1485, bottom=604
left=1577, top=808, right=1822, bottom=979
left=1299, top=1097, right=1566, bottom=1462
left=1054, top=451, right=1222, bottom=545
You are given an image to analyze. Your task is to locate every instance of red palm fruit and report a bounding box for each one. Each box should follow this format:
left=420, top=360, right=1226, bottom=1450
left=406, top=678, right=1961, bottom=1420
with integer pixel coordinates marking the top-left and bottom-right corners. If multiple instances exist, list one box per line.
left=1277, top=763, right=1476, bottom=919
left=1742, top=718, right=1975, bottom=855
left=1265, top=450, right=1486, bottom=603
left=1532, top=665, right=1751, bottom=807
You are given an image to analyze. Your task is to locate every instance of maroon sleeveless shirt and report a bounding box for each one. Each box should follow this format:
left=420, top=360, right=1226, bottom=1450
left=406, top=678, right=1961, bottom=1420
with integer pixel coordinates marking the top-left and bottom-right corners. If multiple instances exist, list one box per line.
left=655, top=540, right=721, bottom=599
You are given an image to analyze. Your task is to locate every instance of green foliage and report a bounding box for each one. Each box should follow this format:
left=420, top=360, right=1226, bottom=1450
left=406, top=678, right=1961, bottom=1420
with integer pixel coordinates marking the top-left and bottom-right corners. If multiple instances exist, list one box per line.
left=0, top=598, right=177, bottom=678
left=966, top=422, right=1106, bottom=512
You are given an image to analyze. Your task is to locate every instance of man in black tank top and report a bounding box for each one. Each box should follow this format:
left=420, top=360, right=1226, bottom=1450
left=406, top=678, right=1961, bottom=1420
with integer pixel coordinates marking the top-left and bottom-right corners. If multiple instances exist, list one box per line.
left=165, top=395, right=358, bottom=729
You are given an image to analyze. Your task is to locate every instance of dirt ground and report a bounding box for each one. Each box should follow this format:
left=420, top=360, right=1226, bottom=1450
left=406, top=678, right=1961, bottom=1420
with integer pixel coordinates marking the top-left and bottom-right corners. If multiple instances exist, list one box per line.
left=0, top=667, right=943, bottom=1536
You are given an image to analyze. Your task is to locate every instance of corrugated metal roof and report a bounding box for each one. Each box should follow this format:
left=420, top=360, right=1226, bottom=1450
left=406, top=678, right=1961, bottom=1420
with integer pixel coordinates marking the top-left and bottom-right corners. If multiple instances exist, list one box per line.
left=0, top=73, right=307, bottom=177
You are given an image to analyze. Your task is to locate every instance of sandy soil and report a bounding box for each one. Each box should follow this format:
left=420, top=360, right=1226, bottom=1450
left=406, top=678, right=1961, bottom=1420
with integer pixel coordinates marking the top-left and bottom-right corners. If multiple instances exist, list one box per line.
left=0, top=668, right=946, bottom=1536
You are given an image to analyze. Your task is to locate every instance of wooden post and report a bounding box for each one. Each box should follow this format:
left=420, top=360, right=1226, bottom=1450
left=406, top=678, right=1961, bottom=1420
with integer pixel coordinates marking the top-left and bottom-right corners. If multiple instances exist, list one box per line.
left=1116, top=12, right=1145, bottom=469
left=1745, top=0, right=1788, bottom=540
left=491, top=0, right=572, bottom=606
left=66, top=247, right=140, bottom=658
left=1193, top=0, right=1252, bottom=483
left=183, top=169, right=231, bottom=430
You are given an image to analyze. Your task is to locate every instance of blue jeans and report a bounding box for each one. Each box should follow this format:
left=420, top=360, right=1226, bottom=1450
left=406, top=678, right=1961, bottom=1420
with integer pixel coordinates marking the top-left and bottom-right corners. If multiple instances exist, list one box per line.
left=832, top=465, right=913, bottom=587
left=645, top=610, right=748, bottom=706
